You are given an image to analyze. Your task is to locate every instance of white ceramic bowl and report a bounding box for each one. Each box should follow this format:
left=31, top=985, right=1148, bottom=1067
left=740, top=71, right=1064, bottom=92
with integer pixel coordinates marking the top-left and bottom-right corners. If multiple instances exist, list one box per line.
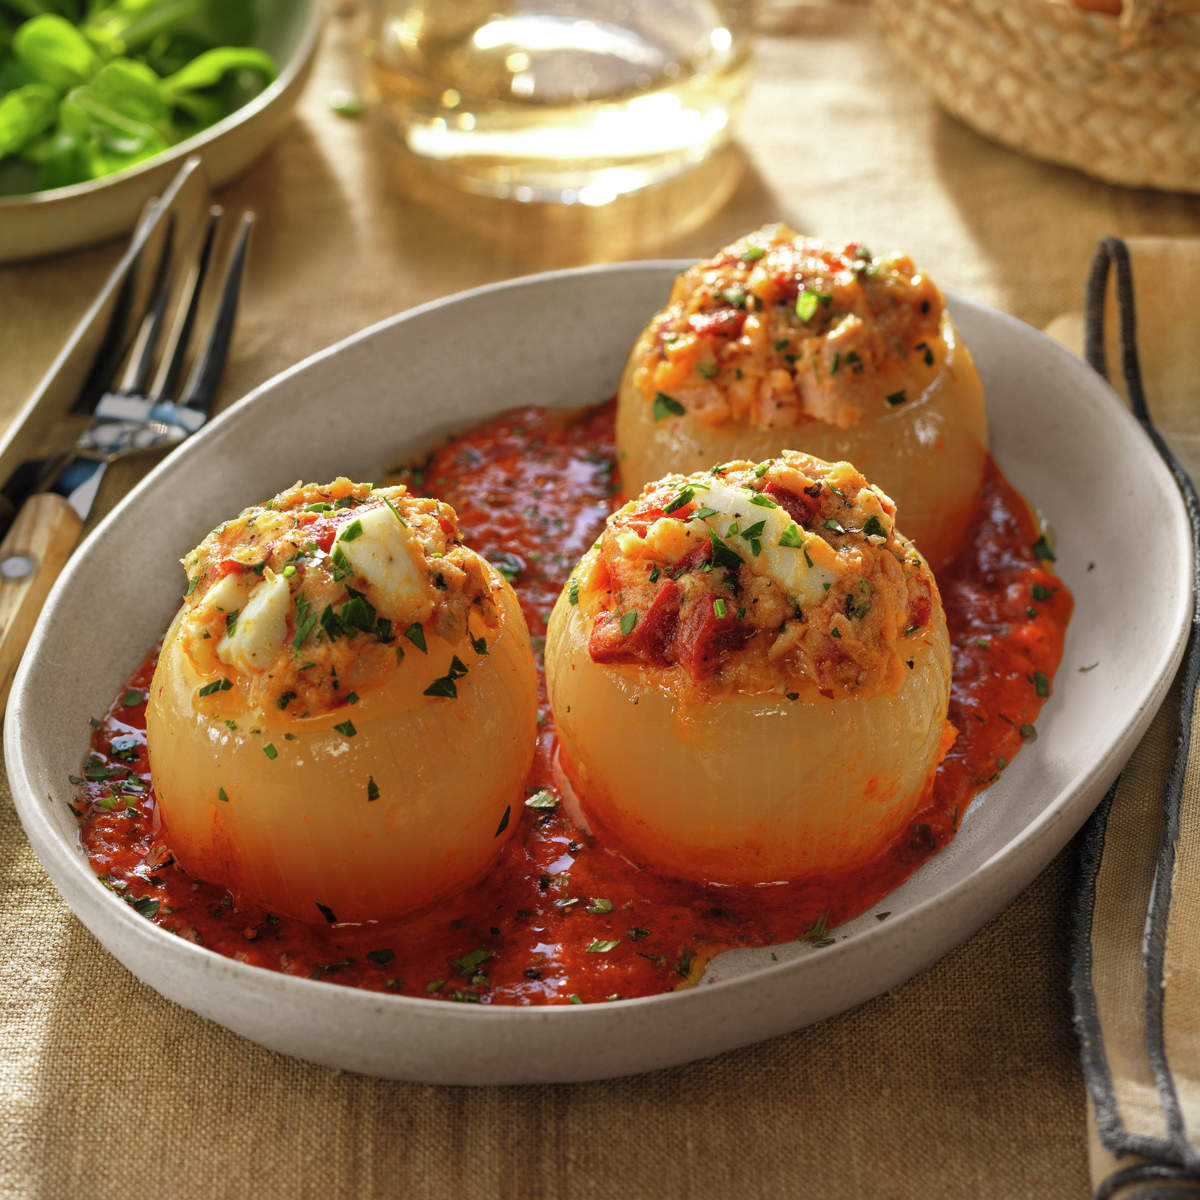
left=0, top=0, right=322, bottom=263
left=6, top=264, right=1191, bottom=1084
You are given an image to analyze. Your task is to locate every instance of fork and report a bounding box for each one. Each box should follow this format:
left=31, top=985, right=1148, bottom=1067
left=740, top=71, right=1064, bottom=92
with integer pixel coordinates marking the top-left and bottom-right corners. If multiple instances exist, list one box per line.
left=0, top=204, right=254, bottom=703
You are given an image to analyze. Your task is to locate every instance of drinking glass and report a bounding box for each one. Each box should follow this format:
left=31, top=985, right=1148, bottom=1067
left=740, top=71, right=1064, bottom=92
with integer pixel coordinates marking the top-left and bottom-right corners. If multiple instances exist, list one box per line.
left=367, top=0, right=753, bottom=205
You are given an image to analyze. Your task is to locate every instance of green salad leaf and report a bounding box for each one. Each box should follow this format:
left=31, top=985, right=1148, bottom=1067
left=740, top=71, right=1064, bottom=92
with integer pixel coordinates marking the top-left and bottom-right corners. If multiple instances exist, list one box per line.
left=14, top=14, right=100, bottom=91
left=0, top=0, right=276, bottom=193
left=0, top=80, right=56, bottom=155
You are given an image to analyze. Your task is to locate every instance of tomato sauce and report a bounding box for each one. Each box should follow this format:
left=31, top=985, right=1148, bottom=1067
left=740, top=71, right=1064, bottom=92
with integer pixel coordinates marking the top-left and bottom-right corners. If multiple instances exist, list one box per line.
left=74, top=402, right=1071, bottom=1005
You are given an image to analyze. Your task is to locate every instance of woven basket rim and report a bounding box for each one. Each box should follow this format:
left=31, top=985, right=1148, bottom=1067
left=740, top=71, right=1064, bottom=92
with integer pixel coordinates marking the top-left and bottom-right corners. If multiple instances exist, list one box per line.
left=872, top=0, right=1200, bottom=193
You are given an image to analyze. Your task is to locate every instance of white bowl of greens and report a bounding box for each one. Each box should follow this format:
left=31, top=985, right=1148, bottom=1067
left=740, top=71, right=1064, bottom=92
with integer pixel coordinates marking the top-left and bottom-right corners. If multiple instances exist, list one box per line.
left=0, top=0, right=321, bottom=262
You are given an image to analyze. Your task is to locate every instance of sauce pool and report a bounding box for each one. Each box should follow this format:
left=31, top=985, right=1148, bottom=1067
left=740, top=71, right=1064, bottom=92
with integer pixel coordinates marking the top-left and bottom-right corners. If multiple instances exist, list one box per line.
left=74, top=402, right=1071, bottom=1004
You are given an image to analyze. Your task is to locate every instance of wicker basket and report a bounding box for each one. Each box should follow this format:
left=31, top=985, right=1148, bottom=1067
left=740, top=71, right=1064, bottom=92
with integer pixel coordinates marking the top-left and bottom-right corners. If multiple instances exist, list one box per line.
left=871, top=0, right=1200, bottom=193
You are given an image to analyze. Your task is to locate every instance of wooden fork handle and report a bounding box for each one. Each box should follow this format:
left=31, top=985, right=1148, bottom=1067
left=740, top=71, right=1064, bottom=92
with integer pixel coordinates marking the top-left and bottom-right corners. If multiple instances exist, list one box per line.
left=0, top=494, right=84, bottom=710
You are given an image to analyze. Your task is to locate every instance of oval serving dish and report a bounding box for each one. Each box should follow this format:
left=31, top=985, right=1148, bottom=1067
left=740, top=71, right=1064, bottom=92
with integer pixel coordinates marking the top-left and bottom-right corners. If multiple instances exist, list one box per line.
left=6, top=263, right=1191, bottom=1084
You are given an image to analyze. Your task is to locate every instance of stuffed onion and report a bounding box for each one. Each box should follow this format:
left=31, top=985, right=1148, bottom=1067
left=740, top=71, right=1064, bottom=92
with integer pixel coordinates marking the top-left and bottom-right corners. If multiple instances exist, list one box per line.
left=616, top=225, right=987, bottom=569
left=146, top=478, right=537, bottom=923
left=545, top=451, right=953, bottom=886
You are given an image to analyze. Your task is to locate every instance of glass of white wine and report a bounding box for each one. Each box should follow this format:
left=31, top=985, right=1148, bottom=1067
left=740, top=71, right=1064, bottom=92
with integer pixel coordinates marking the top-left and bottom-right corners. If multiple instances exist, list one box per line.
left=367, top=0, right=753, bottom=205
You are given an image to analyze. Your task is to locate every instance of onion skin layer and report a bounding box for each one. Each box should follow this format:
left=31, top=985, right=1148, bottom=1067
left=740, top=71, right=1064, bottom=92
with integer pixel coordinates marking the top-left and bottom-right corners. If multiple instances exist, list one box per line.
left=616, top=314, right=987, bottom=571
left=545, top=571, right=952, bottom=886
left=147, top=568, right=537, bottom=923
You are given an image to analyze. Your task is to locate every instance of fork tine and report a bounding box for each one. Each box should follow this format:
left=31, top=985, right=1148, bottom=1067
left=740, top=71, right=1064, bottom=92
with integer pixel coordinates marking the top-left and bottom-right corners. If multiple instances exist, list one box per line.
left=117, top=214, right=177, bottom=398
left=71, top=237, right=146, bottom=414
left=178, top=210, right=255, bottom=414
left=151, top=206, right=222, bottom=403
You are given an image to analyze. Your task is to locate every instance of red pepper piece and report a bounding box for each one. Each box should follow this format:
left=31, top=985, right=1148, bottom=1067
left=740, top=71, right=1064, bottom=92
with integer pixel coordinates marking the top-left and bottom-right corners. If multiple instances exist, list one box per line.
left=761, top=482, right=813, bottom=526
left=674, top=597, right=740, bottom=681
left=588, top=580, right=683, bottom=667
left=688, top=308, right=746, bottom=340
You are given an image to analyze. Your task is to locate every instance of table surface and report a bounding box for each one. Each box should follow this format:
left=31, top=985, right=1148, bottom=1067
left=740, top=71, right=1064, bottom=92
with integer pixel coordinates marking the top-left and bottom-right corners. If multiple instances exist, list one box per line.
left=1, top=3, right=1196, bottom=1196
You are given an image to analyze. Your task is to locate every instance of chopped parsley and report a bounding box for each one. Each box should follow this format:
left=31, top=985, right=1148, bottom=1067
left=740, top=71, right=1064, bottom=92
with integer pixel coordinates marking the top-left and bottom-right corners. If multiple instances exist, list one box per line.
left=796, top=289, right=831, bottom=322
left=663, top=486, right=695, bottom=514
left=844, top=583, right=872, bottom=620
left=291, top=595, right=317, bottom=652
left=705, top=528, right=741, bottom=572
left=423, top=674, right=458, bottom=699
left=652, top=391, right=686, bottom=422
left=778, top=523, right=803, bottom=549
left=799, top=911, right=829, bottom=942
left=1032, top=535, right=1056, bottom=561
left=329, top=545, right=353, bottom=581
left=129, top=895, right=160, bottom=920
left=452, top=948, right=492, bottom=975
left=367, top=776, right=380, bottom=802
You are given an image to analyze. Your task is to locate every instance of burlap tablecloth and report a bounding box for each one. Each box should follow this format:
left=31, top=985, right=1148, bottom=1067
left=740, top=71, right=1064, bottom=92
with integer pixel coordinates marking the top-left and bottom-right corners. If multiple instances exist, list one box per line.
left=2, top=3, right=1197, bottom=1196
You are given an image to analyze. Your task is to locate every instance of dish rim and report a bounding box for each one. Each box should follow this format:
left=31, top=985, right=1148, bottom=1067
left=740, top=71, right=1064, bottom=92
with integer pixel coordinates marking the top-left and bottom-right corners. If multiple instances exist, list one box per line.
left=5, top=260, right=1191, bottom=1062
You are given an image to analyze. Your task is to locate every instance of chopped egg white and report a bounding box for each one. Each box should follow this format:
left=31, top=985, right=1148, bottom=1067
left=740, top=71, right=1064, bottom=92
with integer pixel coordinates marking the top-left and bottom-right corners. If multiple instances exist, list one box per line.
left=336, top=505, right=432, bottom=625
left=218, top=568, right=291, bottom=673
left=202, top=572, right=248, bottom=616
left=691, top=478, right=841, bottom=610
